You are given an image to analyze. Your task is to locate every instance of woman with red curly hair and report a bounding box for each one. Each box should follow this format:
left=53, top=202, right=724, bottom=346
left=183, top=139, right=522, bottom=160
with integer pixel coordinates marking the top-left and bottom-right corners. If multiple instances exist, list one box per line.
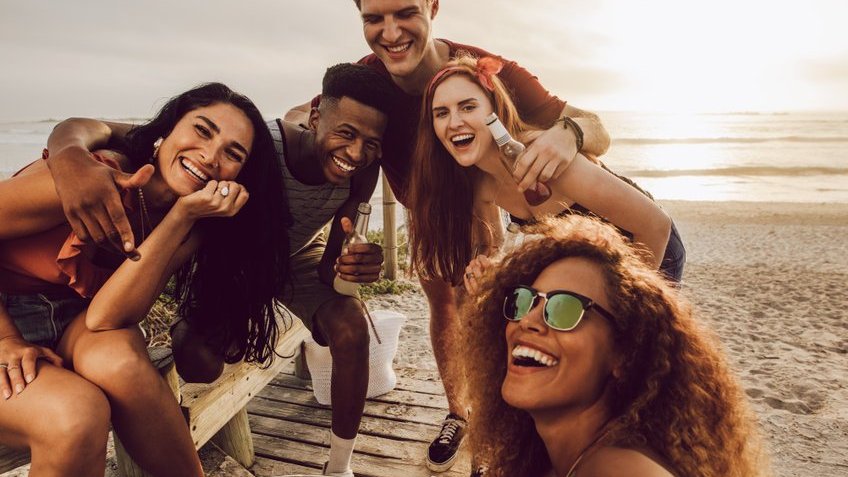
left=462, top=215, right=765, bottom=477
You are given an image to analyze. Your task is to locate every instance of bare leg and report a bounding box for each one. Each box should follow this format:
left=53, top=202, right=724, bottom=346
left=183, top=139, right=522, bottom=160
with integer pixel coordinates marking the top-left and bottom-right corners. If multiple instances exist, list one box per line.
left=0, top=363, right=111, bottom=477
left=57, top=314, right=204, bottom=477
left=314, top=297, right=370, bottom=439
left=420, top=275, right=468, bottom=418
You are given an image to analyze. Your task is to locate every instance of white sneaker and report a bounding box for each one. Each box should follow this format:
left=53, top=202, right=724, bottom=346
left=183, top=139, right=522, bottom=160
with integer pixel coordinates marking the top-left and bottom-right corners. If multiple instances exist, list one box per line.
left=322, top=462, right=354, bottom=477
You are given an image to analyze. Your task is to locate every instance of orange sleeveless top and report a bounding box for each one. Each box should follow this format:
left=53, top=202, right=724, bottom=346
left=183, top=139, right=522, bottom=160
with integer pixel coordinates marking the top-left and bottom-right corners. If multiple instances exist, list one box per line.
left=0, top=152, right=134, bottom=298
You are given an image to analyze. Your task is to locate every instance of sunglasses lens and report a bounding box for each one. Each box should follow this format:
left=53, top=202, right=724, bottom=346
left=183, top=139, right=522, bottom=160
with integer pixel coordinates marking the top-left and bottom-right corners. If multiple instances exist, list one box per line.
left=545, top=293, right=585, bottom=330
left=504, top=287, right=535, bottom=321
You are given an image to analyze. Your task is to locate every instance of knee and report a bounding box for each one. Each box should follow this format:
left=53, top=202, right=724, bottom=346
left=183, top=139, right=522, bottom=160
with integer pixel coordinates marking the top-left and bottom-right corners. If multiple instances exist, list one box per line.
left=75, top=342, right=159, bottom=391
left=172, top=321, right=225, bottom=384
left=319, top=299, right=370, bottom=357
left=32, top=382, right=110, bottom=453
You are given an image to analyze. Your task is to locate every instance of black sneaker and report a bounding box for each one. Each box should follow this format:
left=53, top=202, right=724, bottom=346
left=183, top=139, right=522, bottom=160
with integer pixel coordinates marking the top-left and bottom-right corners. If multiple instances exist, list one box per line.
left=425, top=413, right=467, bottom=472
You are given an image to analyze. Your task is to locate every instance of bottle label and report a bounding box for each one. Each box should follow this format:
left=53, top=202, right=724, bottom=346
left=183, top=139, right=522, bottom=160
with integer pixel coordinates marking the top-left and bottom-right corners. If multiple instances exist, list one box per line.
left=486, top=113, right=511, bottom=147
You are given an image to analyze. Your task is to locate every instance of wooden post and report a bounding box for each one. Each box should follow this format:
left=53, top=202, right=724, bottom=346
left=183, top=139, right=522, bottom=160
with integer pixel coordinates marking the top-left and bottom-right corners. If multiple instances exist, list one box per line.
left=382, top=173, right=398, bottom=280
left=210, top=408, right=255, bottom=468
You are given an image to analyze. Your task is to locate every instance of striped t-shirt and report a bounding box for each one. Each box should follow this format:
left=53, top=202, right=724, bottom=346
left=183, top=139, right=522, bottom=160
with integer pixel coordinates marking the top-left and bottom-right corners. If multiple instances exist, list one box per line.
left=269, top=119, right=350, bottom=256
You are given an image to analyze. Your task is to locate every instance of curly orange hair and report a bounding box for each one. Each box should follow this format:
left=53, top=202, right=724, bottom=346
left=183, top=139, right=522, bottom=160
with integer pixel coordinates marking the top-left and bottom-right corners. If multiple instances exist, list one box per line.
left=461, top=215, right=766, bottom=476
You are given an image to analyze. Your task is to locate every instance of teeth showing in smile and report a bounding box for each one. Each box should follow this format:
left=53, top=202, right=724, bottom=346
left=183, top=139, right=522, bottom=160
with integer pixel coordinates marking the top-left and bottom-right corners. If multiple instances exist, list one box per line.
left=512, top=345, right=558, bottom=367
left=332, top=156, right=356, bottom=173
left=450, top=134, right=475, bottom=147
left=386, top=42, right=411, bottom=53
left=181, top=158, right=209, bottom=182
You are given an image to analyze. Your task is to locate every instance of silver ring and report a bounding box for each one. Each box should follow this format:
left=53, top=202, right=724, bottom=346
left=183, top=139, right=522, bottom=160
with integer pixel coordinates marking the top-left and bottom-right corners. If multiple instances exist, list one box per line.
left=0, top=364, right=7, bottom=369
left=220, top=186, right=230, bottom=197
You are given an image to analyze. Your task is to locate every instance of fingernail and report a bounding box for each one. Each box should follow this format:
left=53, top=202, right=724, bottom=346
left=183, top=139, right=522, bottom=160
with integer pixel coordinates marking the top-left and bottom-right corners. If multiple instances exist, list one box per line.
left=124, top=241, right=134, bottom=252
left=3, top=390, right=10, bottom=399
left=15, top=384, right=23, bottom=394
left=25, top=374, right=34, bottom=383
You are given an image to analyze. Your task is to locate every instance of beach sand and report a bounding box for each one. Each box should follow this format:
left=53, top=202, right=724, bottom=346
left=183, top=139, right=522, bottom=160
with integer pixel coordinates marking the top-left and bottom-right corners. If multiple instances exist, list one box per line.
left=367, top=199, right=848, bottom=476
left=2, top=200, right=844, bottom=476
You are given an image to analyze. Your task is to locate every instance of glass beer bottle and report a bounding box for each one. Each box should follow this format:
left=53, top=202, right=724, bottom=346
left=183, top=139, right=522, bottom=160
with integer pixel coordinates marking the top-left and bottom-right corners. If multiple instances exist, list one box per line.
left=333, top=202, right=372, bottom=296
left=485, top=113, right=551, bottom=206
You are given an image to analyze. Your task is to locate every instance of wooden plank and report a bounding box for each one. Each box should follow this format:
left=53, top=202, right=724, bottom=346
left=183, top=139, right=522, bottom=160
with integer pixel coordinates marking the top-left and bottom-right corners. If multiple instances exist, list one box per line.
left=256, top=383, right=448, bottom=427
left=250, top=456, right=319, bottom=477
left=0, top=447, right=28, bottom=474
left=250, top=414, right=430, bottom=461
left=270, top=374, right=449, bottom=409
left=181, top=322, right=308, bottom=448
left=251, top=434, right=470, bottom=477
left=247, top=397, right=438, bottom=442
left=276, top=366, right=447, bottom=396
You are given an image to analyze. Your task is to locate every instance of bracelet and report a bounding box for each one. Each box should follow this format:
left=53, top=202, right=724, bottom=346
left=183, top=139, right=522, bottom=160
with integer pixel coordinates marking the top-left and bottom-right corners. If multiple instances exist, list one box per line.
left=557, top=117, right=584, bottom=152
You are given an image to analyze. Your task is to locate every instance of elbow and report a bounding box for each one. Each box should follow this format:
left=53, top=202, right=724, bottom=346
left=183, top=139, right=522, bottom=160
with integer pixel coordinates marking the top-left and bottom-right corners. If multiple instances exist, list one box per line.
left=84, top=308, right=136, bottom=332
left=599, top=129, right=611, bottom=155
left=591, top=120, right=611, bottom=156
left=85, top=314, right=117, bottom=332
left=651, top=210, right=673, bottom=262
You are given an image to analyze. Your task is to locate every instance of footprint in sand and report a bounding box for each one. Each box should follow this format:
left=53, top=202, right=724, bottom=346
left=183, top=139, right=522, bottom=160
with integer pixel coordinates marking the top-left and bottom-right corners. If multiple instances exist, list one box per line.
left=762, top=396, right=813, bottom=415
left=746, top=388, right=765, bottom=399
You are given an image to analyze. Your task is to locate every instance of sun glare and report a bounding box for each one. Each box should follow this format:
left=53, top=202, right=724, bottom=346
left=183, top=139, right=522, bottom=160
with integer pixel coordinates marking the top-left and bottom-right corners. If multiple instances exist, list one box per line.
left=570, top=0, right=844, bottom=112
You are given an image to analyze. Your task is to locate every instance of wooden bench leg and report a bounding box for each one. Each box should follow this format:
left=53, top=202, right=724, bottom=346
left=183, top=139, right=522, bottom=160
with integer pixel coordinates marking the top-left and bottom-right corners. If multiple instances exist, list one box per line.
left=210, top=407, right=254, bottom=468
left=115, top=355, right=181, bottom=477
left=294, top=340, right=311, bottom=380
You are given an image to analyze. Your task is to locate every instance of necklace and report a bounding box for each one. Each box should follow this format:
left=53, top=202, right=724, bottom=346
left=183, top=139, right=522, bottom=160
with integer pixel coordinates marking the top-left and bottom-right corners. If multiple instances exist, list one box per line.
left=136, top=188, right=152, bottom=243
left=564, top=425, right=611, bottom=477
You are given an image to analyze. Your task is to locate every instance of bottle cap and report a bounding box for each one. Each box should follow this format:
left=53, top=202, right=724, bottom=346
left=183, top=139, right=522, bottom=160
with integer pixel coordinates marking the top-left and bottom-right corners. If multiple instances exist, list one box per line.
left=357, top=202, right=372, bottom=214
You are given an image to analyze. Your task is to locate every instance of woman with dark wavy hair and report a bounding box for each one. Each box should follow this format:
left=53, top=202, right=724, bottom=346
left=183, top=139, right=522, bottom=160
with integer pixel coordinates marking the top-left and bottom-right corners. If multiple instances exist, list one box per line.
left=0, top=83, right=290, bottom=476
left=461, top=215, right=765, bottom=477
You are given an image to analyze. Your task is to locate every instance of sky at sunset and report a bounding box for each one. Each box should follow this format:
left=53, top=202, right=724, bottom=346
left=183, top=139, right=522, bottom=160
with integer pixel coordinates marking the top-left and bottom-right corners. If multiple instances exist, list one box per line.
left=1, top=0, right=846, bottom=120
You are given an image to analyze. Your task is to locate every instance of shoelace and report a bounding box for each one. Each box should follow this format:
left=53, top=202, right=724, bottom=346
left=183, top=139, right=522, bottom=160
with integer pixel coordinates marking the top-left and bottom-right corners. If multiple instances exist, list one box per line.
left=437, top=418, right=463, bottom=444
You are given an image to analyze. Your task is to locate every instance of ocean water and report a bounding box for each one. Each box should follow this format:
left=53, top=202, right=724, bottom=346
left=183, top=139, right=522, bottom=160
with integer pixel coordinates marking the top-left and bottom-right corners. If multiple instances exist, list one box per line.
left=2, top=112, right=847, bottom=228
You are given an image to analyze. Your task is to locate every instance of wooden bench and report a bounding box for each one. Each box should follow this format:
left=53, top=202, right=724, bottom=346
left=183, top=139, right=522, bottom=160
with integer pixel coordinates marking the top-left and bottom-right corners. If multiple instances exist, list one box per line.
left=0, top=319, right=308, bottom=476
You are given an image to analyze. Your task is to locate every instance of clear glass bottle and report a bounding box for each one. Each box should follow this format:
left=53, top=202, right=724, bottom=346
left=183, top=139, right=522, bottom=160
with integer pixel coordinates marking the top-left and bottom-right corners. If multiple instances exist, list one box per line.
left=485, top=113, right=551, bottom=206
left=333, top=202, right=372, bottom=296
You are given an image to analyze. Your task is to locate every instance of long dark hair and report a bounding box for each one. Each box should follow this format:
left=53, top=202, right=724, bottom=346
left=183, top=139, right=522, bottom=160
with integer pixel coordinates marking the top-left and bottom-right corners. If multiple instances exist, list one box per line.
left=125, top=82, right=292, bottom=365
left=462, top=216, right=765, bottom=477
left=408, top=53, right=531, bottom=285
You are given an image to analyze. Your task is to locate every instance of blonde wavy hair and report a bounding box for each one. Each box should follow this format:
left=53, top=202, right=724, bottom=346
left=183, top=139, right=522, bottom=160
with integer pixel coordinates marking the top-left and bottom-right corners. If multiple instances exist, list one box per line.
left=460, top=215, right=767, bottom=477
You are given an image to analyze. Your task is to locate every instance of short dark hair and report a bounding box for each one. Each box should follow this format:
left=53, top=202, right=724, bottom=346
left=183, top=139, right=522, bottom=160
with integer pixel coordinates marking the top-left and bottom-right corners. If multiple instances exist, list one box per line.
left=321, top=63, right=396, bottom=118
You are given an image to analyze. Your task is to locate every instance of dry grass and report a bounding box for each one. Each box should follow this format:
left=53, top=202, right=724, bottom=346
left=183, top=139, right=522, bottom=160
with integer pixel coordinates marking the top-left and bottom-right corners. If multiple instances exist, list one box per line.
left=142, top=296, right=177, bottom=348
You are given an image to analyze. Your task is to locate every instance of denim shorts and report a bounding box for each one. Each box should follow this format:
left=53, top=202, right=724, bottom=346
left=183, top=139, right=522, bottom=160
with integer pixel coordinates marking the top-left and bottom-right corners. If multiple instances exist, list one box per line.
left=659, top=221, right=686, bottom=283
left=0, top=290, right=90, bottom=350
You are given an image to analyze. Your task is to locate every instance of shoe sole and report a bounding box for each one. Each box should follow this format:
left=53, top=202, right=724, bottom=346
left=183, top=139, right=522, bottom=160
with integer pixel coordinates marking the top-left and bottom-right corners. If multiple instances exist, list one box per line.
left=424, top=439, right=463, bottom=472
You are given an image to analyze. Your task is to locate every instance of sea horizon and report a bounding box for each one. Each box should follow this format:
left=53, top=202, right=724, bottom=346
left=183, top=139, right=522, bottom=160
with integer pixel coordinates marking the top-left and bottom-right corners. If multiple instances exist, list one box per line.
left=3, top=111, right=847, bottom=227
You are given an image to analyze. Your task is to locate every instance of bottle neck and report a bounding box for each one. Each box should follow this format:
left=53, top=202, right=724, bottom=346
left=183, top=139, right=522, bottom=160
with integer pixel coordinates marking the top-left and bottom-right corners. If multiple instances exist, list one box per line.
left=486, top=115, right=513, bottom=147
left=353, top=212, right=370, bottom=237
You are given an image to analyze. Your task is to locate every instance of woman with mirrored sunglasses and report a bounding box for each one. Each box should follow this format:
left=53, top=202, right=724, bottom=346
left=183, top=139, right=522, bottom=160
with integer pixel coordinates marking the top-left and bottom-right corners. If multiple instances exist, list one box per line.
left=460, top=215, right=766, bottom=477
